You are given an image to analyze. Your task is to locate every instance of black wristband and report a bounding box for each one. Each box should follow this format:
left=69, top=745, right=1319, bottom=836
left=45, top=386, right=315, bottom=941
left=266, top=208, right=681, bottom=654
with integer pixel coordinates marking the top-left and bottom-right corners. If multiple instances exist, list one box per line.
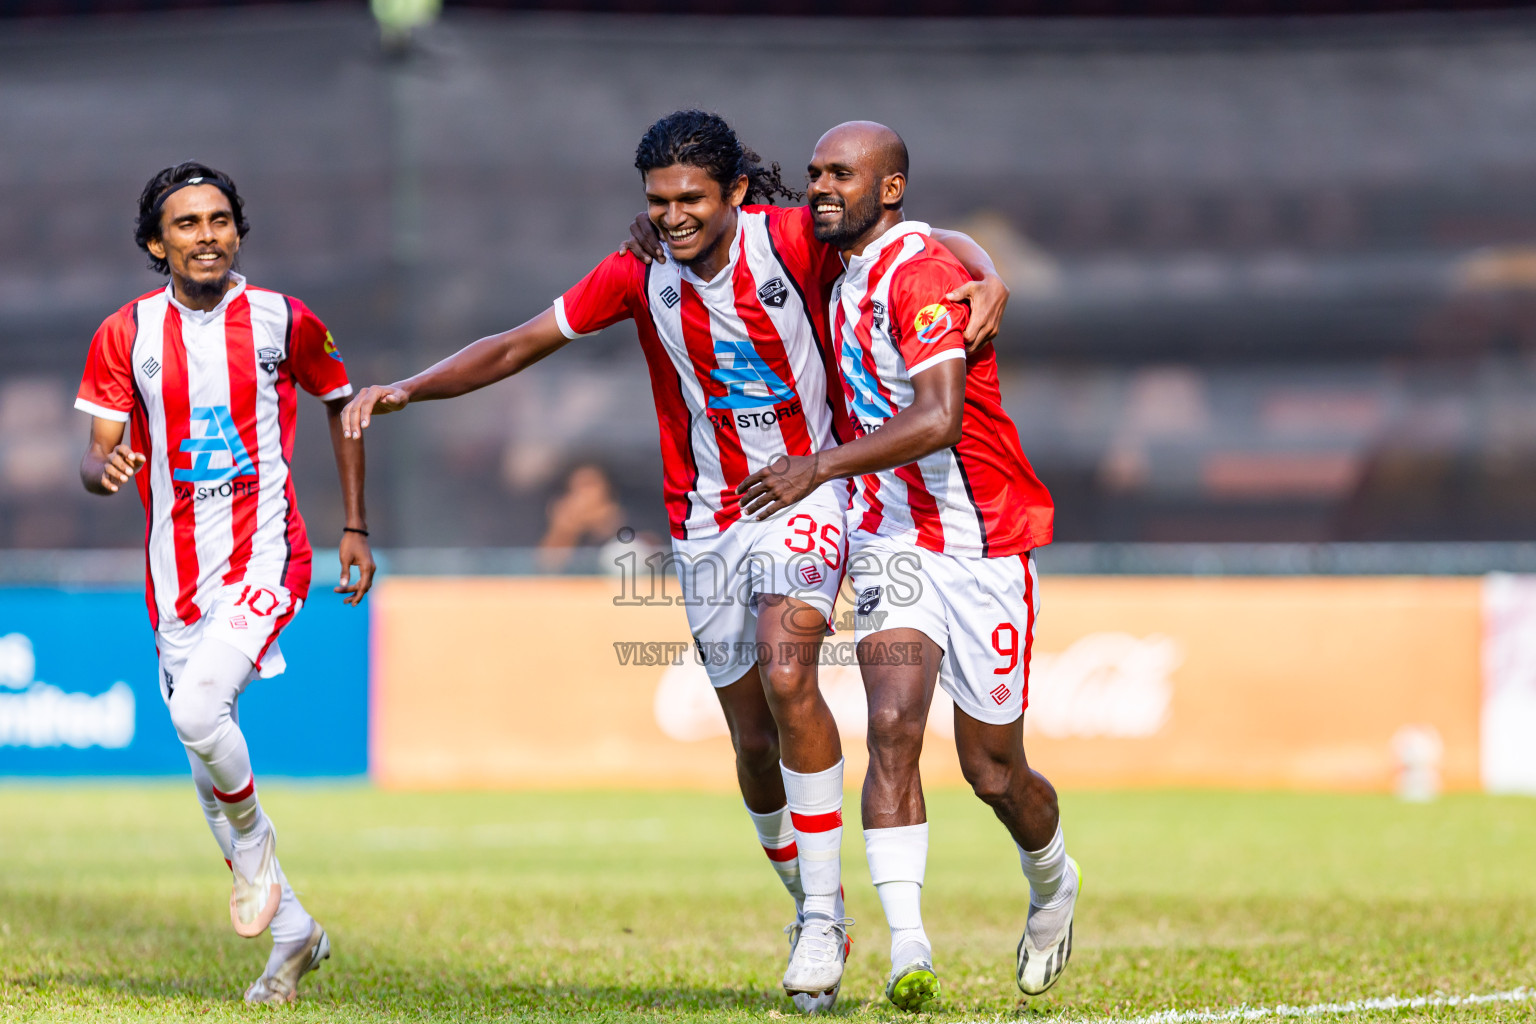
left=343, top=526, right=369, bottom=537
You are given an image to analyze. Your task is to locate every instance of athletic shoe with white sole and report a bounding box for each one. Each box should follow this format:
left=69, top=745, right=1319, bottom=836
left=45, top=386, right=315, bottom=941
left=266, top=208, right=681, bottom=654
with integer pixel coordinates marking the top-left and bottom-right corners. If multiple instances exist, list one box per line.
left=782, top=913, right=851, bottom=1011
left=1016, top=856, right=1081, bottom=996
left=229, top=823, right=282, bottom=938
left=783, top=914, right=852, bottom=1014
left=243, top=920, right=330, bottom=1004
left=885, top=951, right=940, bottom=1013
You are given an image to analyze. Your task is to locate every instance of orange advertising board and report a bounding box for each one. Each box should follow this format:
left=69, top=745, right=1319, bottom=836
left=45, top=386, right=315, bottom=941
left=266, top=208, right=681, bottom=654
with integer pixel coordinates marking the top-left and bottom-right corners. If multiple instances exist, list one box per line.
left=371, top=576, right=1482, bottom=792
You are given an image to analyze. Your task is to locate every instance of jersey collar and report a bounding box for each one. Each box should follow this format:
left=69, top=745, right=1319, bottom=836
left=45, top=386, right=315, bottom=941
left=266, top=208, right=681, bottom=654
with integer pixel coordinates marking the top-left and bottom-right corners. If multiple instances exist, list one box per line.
left=844, top=219, right=931, bottom=271
left=164, top=271, right=248, bottom=320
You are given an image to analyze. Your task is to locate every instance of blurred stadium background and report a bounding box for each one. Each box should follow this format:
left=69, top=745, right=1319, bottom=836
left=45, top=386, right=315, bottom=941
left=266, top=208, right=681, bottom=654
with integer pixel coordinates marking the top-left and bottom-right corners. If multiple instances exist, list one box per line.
left=5, top=3, right=1536, bottom=1020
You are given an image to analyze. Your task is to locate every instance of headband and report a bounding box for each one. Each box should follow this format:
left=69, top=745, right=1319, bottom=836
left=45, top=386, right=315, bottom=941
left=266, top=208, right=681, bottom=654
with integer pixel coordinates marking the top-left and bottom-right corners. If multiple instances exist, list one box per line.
left=151, top=176, right=236, bottom=214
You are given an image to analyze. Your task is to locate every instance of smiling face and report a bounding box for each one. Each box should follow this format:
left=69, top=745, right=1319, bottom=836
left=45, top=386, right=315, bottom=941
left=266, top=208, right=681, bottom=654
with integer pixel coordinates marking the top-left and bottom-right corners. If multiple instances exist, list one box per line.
left=145, top=184, right=241, bottom=309
left=643, top=164, right=747, bottom=274
left=807, top=124, right=906, bottom=256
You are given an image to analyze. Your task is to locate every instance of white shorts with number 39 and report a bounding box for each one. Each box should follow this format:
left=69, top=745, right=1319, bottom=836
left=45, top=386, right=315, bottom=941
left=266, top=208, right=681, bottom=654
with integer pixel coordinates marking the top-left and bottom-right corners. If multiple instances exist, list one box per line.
left=848, top=533, right=1038, bottom=726
left=668, top=481, right=849, bottom=688
left=154, top=582, right=302, bottom=702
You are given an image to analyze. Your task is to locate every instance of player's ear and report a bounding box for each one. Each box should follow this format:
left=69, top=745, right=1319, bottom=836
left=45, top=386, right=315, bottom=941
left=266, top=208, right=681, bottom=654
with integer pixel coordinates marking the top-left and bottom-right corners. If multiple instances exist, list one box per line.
left=882, top=172, right=906, bottom=209
left=727, top=174, right=749, bottom=208
left=145, top=235, right=167, bottom=261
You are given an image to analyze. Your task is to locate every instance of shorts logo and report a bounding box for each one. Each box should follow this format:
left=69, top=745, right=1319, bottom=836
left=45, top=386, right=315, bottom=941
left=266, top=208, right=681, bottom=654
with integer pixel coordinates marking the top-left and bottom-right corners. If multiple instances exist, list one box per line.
left=163, top=667, right=175, bottom=696
left=659, top=285, right=681, bottom=308
left=800, top=564, right=824, bottom=587
left=757, top=277, right=788, bottom=309
left=229, top=614, right=248, bottom=630
left=322, top=331, right=344, bottom=363
left=257, top=347, right=282, bottom=374
left=175, top=405, right=257, bottom=484
left=857, top=586, right=882, bottom=617
left=141, top=356, right=161, bottom=378
left=990, top=682, right=1012, bottom=705
left=913, top=303, right=954, bottom=344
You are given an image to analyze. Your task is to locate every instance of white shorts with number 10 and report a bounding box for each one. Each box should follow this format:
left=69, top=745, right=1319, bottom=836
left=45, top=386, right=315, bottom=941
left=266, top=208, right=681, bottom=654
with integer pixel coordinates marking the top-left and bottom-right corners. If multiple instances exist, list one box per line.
left=848, top=533, right=1039, bottom=726
left=668, top=481, right=849, bottom=688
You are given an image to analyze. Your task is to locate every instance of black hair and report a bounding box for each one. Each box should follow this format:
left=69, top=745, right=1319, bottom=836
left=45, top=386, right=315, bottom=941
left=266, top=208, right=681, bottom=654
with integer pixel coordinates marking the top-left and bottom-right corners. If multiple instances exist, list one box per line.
left=134, top=162, right=249, bottom=274
left=634, top=110, right=801, bottom=206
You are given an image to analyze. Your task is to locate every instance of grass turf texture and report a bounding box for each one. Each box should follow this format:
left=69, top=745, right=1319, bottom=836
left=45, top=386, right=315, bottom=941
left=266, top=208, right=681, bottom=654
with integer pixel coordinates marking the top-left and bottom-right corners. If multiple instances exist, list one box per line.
left=0, top=787, right=1532, bottom=1022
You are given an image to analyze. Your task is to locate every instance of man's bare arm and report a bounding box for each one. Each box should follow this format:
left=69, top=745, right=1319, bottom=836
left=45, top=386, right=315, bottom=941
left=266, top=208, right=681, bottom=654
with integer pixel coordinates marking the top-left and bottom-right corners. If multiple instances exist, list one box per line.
left=79, top=417, right=144, bottom=495
left=341, top=307, right=570, bottom=438
left=737, top=359, right=965, bottom=519
left=325, top=397, right=375, bottom=605
left=931, top=229, right=1009, bottom=351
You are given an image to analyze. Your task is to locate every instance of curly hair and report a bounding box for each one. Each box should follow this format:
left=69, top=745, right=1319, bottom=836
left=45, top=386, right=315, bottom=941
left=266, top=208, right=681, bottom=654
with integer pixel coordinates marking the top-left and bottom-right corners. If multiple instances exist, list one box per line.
left=634, top=110, right=801, bottom=206
left=134, top=162, right=249, bottom=275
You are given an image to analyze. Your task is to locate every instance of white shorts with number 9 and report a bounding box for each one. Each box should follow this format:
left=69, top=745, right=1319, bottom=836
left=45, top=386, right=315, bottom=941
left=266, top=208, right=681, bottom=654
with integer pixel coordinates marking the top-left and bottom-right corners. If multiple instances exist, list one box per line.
left=667, top=481, right=849, bottom=688
left=847, top=533, right=1038, bottom=726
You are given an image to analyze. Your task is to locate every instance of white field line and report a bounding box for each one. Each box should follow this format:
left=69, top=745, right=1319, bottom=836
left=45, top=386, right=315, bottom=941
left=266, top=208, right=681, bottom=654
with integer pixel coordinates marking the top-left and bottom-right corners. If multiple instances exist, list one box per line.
left=1048, top=986, right=1536, bottom=1024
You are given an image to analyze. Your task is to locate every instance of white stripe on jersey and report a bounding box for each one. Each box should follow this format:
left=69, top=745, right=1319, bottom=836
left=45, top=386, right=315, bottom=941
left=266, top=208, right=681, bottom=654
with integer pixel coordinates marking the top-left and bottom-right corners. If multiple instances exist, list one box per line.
left=132, top=292, right=183, bottom=628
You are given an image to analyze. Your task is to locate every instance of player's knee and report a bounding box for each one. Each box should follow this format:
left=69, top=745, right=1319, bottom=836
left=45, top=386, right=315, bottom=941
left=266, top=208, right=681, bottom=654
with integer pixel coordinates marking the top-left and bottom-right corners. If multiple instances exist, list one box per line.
left=959, top=748, right=1017, bottom=806
left=759, top=659, right=816, bottom=706
left=865, top=700, right=924, bottom=757
left=167, top=683, right=228, bottom=749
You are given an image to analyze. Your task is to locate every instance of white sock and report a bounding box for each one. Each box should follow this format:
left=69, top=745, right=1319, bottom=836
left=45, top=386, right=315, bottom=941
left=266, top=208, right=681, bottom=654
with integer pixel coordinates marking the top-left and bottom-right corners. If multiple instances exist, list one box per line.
left=1018, top=823, right=1069, bottom=907
left=186, top=749, right=235, bottom=866
left=268, top=863, right=314, bottom=945
left=746, top=803, right=805, bottom=913
left=865, top=823, right=931, bottom=964
left=781, top=759, right=844, bottom=921
left=169, top=640, right=268, bottom=837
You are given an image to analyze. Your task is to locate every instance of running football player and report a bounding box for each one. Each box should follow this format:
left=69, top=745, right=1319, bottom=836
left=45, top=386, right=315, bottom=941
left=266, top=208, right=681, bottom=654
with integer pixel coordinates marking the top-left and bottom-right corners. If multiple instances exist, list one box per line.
left=76, top=162, right=374, bottom=1004
left=340, top=111, right=1008, bottom=1012
left=737, top=122, right=1078, bottom=1012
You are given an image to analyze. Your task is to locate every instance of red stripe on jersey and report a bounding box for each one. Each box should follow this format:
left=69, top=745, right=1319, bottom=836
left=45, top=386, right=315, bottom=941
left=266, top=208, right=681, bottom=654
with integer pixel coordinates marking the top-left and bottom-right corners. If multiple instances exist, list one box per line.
left=678, top=283, right=748, bottom=530
left=762, top=842, right=799, bottom=862
left=159, top=306, right=202, bottom=626
left=213, top=775, right=256, bottom=803
left=790, top=809, right=843, bottom=832
left=273, top=357, right=313, bottom=599
left=850, top=244, right=904, bottom=420
left=222, top=294, right=259, bottom=585
left=893, top=462, right=946, bottom=550
left=730, top=257, right=813, bottom=457
left=633, top=302, right=699, bottom=539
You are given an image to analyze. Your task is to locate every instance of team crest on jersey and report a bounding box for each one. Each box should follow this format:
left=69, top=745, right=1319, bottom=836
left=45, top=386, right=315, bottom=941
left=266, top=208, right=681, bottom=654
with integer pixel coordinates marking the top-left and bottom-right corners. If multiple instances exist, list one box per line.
left=757, top=277, right=788, bottom=309
left=257, top=347, right=282, bottom=374
left=857, top=586, right=883, bottom=616
left=322, top=331, right=343, bottom=363
left=913, top=303, right=954, bottom=344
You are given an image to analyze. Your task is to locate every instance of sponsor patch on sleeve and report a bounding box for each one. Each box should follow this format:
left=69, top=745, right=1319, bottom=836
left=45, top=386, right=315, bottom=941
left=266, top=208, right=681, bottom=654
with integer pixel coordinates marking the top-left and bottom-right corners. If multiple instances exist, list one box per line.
left=913, top=302, right=957, bottom=344
left=323, top=331, right=343, bottom=362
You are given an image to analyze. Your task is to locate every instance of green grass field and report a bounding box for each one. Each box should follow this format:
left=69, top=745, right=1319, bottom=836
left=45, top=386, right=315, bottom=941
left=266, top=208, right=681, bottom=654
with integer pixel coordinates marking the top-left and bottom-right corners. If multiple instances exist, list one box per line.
left=1, top=785, right=1533, bottom=1022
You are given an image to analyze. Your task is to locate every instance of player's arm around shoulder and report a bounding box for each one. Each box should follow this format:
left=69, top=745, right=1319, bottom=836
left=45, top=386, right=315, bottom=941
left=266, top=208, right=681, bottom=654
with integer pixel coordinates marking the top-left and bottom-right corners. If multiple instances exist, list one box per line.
left=928, top=229, right=1009, bottom=351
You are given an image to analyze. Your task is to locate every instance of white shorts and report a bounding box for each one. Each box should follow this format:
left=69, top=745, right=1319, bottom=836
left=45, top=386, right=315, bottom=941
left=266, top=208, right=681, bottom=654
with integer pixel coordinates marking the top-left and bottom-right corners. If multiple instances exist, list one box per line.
left=667, top=481, right=849, bottom=687
left=155, top=582, right=301, bottom=702
left=847, top=533, right=1039, bottom=726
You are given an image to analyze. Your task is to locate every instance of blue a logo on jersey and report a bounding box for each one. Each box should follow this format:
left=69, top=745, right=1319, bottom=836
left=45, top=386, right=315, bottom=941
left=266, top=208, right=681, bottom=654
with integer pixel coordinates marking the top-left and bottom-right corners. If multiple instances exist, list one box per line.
left=840, top=336, right=895, bottom=422
left=708, top=339, right=796, bottom=409
left=175, top=406, right=256, bottom=483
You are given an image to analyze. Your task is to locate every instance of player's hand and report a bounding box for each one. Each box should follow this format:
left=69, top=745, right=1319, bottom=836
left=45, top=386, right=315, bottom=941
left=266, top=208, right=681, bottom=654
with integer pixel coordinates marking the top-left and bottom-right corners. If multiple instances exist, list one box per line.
left=341, top=385, right=410, bottom=439
left=621, top=213, right=667, bottom=265
left=948, top=271, right=1010, bottom=352
left=335, top=530, right=376, bottom=606
left=100, top=444, right=146, bottom=493
left=737, top=453, right=820, bottom=520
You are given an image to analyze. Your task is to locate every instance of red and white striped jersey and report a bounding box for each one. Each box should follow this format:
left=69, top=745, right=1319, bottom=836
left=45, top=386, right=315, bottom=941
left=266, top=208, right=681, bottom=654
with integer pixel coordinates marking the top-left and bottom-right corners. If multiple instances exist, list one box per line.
left=75, top=274, right=352, bottom=630
left=556, top=204, right=853, bottom=539
left=832, top=222, right=1054, bottom=558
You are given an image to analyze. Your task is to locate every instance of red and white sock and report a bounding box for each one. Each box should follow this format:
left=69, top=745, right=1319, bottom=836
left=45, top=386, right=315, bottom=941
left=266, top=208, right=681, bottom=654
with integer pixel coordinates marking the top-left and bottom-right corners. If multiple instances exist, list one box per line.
left=746, top=803, right=805, bottom=913
left=781, top=759, right=844, bottom=921
left=213, top=772, right=268, bottom=838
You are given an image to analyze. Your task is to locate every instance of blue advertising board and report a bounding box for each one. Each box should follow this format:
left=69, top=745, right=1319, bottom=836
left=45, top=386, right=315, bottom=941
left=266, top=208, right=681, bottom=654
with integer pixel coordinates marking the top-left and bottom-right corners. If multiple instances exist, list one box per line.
left=0, top=587, right=368, bottom=777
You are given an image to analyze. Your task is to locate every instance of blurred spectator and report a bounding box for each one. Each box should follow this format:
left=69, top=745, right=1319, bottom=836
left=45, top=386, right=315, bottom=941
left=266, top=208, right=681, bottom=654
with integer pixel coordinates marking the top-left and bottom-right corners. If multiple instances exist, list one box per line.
left=537, top=464, right=624, bottom=571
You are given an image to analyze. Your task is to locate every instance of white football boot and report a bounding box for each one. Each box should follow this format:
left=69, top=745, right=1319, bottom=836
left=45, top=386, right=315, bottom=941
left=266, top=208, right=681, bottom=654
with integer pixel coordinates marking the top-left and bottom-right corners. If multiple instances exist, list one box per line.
left=1016, top=856, right=1081, bottom=996
left=783, top=913, right=852, bottom=1014
left=244, top=920, right=330, bottom=1004
left=229, top=822, right=282, bottom=938
left=782, top=913, right=851, bottom=1012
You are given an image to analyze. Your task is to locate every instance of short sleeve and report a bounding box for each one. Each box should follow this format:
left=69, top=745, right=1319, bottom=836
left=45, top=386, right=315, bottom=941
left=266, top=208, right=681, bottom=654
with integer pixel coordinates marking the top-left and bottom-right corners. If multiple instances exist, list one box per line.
left=555, top=251, right=643, bottom=339
left=760, top=205, right=843, bottom=289
left=75, top=307, right=137, bottom=422
left=287, top=299, right=353, bottom=401
left=888, top=256, right=971, bottom=377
